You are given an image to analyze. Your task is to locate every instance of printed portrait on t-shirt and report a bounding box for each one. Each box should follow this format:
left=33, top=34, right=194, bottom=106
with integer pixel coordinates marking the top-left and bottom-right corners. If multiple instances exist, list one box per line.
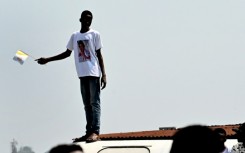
left=77, top=40, right=91, bottom=62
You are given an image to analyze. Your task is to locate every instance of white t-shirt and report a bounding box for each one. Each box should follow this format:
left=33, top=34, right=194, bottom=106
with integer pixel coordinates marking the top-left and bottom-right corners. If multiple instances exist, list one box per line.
left=66, top=29, right=103, bottom=77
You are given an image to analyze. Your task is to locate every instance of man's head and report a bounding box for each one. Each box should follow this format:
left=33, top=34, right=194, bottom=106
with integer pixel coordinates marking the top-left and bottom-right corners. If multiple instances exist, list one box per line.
left=80, top=10, right=93, bottom=29
left=213, top=128, right=227, bottom=152
left=214, top=128, right=227, bottom=143
left=77, top=40, right=85, bottom=50
left=170, top=125, right=220, bottom=153
left=49, top=144, right=83, bottom=153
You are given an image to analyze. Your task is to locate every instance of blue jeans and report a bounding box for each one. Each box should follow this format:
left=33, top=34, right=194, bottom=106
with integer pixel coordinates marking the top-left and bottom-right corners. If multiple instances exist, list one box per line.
left=80, top=76, right=101, bottom=135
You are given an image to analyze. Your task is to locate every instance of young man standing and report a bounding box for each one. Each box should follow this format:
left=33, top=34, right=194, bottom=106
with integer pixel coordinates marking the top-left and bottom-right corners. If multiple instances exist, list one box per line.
left=36, top=10, right=106, bottom=142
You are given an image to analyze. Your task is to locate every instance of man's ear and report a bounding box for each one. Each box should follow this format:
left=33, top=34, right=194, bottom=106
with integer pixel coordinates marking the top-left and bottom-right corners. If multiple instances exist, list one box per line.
left=79, top=18, right=82, bottom=22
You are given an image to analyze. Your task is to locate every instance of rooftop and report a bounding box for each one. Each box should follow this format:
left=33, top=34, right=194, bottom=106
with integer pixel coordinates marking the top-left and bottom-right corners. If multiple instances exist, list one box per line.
left=99, top=124, right=241, bottom=140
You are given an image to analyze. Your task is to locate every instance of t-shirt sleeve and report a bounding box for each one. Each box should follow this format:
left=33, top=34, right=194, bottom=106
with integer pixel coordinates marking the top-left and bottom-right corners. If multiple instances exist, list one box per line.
left=66, top=34, right=74, bottom=51
left=95, top=32, right=103, bottom=51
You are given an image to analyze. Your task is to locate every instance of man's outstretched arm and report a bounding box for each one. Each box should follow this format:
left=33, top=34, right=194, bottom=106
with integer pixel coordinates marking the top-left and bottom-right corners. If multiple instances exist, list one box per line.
left=36, top=49, right=72, bottom=65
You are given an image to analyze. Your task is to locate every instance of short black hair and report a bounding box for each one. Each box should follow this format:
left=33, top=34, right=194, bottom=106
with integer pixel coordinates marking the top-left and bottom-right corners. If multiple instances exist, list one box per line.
left=81, top=10, right=93, bottom=18
left=77, top=40, right=85, bottom=46
left=49, top=144, right=83, bottom=153
left=170, top=125, right=220, bottom=153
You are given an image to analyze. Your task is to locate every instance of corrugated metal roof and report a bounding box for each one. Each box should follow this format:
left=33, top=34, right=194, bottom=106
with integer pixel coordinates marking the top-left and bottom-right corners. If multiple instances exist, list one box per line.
left=99, top=124, right=241, bottom=140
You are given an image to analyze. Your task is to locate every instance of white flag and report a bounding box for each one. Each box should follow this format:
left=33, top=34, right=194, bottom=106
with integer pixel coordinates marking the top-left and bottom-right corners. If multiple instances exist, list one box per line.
left=13, top=50, right=29, bottom=65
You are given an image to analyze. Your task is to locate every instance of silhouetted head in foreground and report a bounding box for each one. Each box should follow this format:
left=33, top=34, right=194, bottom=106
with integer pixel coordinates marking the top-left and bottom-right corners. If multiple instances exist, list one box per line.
left=49, top=144, right=83, bottom=153
left=170, top=125, right=220, bottom=153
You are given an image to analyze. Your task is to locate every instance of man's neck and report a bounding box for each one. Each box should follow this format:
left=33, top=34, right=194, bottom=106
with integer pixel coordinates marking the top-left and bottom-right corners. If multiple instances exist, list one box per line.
left=80, top=27, right=90, bottom=33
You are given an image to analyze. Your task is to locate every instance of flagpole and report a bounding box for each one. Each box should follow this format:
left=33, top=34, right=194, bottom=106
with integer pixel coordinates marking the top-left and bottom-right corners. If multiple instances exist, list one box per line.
left=19, top=50, right=36, bottom=60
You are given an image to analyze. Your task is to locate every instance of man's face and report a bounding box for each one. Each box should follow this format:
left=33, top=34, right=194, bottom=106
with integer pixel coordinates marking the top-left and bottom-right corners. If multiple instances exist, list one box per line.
left=80, top=14, right=92, bottom=28
left=78, top=41, right=85, bottom=51
left=218, top=132, right=226, bottom=143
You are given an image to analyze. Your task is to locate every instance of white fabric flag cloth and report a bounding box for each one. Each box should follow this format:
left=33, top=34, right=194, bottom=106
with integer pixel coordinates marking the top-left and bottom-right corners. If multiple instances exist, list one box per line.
left=13, top=50, right=29, bottom=65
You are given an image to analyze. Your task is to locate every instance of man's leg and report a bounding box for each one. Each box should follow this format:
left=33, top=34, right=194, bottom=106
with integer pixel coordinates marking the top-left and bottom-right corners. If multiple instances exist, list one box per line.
left=86, top=76, right=101, bottom=142
left=89, top=76, right=101, bottom=134
left=80, top=77, right=93, bottom=135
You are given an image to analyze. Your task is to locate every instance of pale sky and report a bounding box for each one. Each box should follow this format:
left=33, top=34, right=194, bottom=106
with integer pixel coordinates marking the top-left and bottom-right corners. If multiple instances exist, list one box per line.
left=1, top=0, right=245, bottom=153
